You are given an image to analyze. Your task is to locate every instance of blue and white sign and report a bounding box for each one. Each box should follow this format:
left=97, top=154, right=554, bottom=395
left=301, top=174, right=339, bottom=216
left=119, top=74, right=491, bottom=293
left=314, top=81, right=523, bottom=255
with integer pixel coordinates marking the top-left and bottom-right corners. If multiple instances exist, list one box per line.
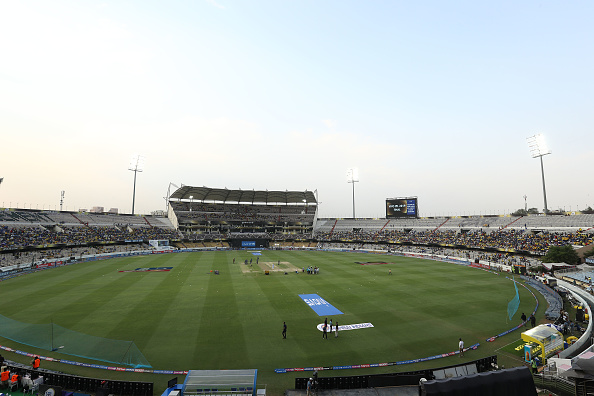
left=299, top=294, right=343, bottom=316
left=406, top=199, right=417, bottom=215
left=242, top=241, right=256, bottom=247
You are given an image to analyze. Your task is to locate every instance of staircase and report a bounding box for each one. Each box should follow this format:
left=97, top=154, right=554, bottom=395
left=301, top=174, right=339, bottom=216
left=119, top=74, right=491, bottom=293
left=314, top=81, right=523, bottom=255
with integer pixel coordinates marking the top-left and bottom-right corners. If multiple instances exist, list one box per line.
left=433, top=218, right=450, bottom=232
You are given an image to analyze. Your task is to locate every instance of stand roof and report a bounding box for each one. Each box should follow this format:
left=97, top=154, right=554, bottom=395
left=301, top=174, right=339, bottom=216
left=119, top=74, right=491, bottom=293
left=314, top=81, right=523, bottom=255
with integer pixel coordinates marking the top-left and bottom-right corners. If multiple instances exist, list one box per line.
left=169, top=186, right=317, bottom=205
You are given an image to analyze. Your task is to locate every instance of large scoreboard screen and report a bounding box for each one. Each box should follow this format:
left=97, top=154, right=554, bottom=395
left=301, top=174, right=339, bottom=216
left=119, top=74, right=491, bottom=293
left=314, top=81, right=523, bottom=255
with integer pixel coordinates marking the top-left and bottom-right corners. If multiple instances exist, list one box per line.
left=386, top=197, right=418, bottom=218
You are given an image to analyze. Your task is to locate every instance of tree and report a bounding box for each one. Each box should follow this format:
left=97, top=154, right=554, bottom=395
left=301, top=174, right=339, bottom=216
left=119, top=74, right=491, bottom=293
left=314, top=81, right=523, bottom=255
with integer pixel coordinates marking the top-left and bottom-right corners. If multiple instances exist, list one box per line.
left=542, top=245, right=580, bottom=265
left=512, top=209, right=528, bottom=216
left=582, top=206, right=594, bottom=214
left=527, top=208, right=539, bottom=214
left=584, top=246, right=594, bottom=259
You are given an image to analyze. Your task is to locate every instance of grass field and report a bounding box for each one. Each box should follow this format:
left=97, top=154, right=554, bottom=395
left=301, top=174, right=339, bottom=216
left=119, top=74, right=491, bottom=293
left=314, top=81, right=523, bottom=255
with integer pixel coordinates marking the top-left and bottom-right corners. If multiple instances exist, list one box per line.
left=0, top=250, right=541, bottom=395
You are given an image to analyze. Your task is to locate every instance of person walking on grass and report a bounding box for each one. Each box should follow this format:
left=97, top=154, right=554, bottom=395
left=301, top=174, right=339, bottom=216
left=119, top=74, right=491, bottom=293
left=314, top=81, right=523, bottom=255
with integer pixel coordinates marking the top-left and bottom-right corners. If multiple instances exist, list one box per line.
left=459, top=338, right=464, bottom=357
left=282, top=322, right=287, bottom=339
left=335, top=322, right=339, bottom=338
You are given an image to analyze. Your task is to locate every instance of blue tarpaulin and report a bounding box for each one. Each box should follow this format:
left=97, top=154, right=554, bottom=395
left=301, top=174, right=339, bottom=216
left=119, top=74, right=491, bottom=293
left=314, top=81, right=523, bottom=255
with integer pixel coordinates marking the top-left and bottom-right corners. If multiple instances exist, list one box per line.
left=299, top=294, right=343, bottom=316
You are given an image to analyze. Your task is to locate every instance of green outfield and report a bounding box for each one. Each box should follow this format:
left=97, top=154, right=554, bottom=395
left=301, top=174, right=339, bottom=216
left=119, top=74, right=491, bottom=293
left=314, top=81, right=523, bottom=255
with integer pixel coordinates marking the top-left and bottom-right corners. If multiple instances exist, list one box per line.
left=0, top=250, right=540, bottom=395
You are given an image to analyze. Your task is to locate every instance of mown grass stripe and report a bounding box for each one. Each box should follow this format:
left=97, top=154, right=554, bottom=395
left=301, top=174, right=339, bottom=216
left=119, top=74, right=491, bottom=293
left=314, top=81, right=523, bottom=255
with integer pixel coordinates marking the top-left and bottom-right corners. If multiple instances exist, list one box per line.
left=0, top=250, right=542, bottom=396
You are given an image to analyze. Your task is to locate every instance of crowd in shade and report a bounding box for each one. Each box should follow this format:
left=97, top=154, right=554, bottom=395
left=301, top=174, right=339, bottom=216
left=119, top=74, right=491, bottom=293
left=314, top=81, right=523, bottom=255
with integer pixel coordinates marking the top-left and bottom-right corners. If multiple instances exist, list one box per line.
left=176, top=228, right=594, bottom=255
left=0, top=243, right=147, bottom=267
left=0, top=225, right=179, bottom=251
left=317, top=243, right=540, bottom=267
left=172, top=202, right=314, bottom=223
left=314, top=229, right=594, bottom=255
left=183, top=232, right=313, bottom=241
left=180, top=212, right=313, bottom=223
left=2, top=222, right=591, bottom=256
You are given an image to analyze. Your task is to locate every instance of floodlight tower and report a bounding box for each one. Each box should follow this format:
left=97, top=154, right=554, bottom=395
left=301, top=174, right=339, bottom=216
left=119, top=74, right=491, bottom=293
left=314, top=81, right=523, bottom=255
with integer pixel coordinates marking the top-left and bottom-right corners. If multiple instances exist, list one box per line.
left=346, top=168, right=359, bottom=218
left=129, top=155, right=144, bottom=215
left=60, top=191, right=65, bottom=211
left=527, top=134, right=551, bottom=214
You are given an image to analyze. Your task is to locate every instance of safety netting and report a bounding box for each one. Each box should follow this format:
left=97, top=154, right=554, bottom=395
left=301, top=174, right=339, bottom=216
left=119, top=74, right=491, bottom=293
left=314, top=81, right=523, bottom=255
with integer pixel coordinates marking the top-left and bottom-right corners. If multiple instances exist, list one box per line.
left=507, top=278, right=521, bottom=321
left=0, top=314, right=151, bottom=368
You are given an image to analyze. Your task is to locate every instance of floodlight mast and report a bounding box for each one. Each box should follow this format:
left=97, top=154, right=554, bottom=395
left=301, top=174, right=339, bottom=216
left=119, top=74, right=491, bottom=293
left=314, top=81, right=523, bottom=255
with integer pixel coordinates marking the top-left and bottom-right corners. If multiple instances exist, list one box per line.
left=60, top=191, right=65, bottom=211
left=129, top=155, right=144, bottom=215
left=347, top=168, right=359, bottom=218
left=527, top=134, right=551, bottom=214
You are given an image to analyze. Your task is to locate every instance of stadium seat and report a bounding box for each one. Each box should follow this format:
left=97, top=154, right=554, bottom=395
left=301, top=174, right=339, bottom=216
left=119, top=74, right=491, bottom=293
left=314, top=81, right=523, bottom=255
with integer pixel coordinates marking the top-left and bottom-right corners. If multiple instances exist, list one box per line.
left=24, top=382, right=39, bottom=395
left=9, top=380, right=19, bottom=392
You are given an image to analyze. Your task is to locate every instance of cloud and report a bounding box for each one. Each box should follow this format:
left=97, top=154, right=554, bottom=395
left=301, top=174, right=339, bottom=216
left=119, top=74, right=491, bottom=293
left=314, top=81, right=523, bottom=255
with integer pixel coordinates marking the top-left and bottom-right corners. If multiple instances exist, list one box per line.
left=205, top=0, right=225, bottom=9
left=322, top=119, right=337, bottom=129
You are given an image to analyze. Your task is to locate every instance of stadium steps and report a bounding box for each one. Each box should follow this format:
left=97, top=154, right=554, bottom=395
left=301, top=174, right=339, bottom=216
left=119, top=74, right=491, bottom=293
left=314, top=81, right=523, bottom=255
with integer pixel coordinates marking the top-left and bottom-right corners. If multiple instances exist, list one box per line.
left=329, top=219, right=338, bottom=236
left=70, top=213, right=86, bottom=225
left=433, top=218, right=450, bottom=232
left=501, top=216, right=524, bottom=230
left=379, top=220, right=390, bottom=232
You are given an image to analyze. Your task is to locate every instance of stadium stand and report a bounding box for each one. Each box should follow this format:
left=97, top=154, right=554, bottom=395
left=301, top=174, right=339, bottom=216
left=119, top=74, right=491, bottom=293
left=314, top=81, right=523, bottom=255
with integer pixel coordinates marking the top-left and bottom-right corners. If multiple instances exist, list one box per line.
left=522, top=276, right=563, bottom=320
left=2, top=205, right=592, bottom=267
left=314, top=222, right=593, bottom=256
left=2, top=203, right=594, bottom=396
left=0, top=208, right=179, bottom=268
left=317, top=214, right=594, bottom=234
left=168, top=186, right=318, bottom=241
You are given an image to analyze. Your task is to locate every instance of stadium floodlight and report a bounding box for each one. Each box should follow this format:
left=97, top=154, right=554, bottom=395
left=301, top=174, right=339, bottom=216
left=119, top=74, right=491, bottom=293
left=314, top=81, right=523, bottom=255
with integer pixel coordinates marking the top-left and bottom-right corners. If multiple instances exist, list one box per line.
left=527, top=134, right=551, bottom=214
left=60, top=190, right=65, bottom=212
left=129, top=154, right=145, bottom=215
left=346, top=168, right=359, bottom=218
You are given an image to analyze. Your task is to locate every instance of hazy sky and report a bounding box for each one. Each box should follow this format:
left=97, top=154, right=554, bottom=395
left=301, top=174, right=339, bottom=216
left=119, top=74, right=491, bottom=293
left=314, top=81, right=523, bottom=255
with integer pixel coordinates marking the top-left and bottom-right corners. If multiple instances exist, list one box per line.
left=1, top=1, right=592, bottom=218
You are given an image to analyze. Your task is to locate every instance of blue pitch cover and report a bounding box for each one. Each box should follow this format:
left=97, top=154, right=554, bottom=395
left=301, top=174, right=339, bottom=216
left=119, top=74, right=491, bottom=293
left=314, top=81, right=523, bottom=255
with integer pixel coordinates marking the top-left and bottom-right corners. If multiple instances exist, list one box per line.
left=299, top=294, right=343, bottom=316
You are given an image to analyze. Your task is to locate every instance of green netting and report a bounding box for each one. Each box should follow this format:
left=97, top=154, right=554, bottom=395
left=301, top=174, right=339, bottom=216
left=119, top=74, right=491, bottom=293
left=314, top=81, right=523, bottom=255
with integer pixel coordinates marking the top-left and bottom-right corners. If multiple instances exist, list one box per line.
left=507, top=278, right=521, bottom=321
left=0, top=314, right=151, bottom=368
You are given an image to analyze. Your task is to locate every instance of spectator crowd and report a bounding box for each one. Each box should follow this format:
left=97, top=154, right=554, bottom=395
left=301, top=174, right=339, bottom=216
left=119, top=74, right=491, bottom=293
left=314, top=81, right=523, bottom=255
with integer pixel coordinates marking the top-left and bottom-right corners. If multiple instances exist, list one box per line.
left=0, top=225, right=179, bottom=251
left=314, top=229, right=593, bottom=255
